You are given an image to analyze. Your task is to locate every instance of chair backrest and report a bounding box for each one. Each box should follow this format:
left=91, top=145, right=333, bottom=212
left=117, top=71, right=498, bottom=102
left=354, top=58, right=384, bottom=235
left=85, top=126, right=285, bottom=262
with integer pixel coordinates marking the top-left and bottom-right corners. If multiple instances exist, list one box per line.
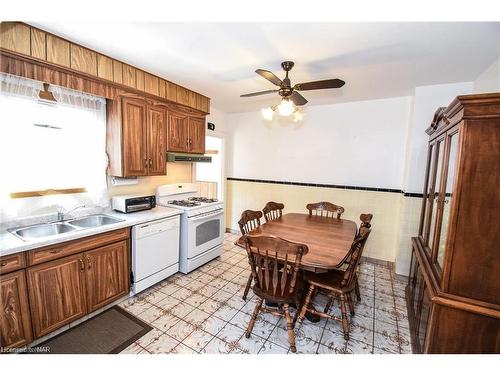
left=341, top=226, right=372, bottom=288
left=262, top=201, right=285, bottom=222
left=243, top=235, right=308, bottom=298
left=359, top=213, right=373, bottom=231
left=306, top=201, right=345, bottom=219
left=238, top=210, right=263, bottom=235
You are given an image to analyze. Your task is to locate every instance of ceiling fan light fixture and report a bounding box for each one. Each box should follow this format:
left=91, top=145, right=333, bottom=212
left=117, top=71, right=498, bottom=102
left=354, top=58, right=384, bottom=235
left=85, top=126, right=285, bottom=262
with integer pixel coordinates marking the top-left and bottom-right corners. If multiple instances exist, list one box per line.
left=277, top=98, right=295, bottom=116
left=293, top=109, right=304, bottom=122
left=261, top=106, right=274, bottom=121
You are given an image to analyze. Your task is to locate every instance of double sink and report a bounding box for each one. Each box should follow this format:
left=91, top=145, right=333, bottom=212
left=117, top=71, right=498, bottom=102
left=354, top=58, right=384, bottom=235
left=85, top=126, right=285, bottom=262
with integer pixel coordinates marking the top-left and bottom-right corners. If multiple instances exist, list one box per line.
left=9, top=214, right=124, bottom=241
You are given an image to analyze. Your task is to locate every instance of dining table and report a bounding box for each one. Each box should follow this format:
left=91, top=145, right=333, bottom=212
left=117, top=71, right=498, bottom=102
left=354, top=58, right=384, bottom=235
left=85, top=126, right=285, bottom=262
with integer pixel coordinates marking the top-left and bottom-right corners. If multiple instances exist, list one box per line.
left=235, top=213, right=358, bottom=272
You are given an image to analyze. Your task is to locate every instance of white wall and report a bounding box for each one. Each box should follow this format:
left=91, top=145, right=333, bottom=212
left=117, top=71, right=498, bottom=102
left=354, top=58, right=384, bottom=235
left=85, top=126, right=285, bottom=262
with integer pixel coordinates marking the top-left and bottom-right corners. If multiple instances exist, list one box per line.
left=473, top=58, right=500, bottom=93
left=227, top=96, right=412, bottom=189
left=402, top=82, right=474, bottom=193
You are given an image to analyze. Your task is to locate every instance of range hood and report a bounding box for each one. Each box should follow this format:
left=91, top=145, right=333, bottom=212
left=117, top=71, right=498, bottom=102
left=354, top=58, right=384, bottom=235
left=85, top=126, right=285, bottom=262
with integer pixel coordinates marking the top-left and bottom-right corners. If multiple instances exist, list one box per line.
left=167, top=153, right=212, bottom=163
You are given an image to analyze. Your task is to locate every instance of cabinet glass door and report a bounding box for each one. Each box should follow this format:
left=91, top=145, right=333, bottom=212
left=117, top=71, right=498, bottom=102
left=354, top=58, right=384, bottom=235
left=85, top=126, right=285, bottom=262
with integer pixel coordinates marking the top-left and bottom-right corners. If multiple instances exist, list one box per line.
left=436, top=131, right=459, bottom=270
left=421, top=144, right=435, bottom=240
left=425, top=139, right=444, bottom=252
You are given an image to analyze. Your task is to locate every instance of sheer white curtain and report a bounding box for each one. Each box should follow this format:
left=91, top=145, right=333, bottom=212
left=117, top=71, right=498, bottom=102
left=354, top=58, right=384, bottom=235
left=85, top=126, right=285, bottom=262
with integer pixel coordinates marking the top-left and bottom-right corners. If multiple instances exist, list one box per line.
left=0, top=73, right=108, bottom=222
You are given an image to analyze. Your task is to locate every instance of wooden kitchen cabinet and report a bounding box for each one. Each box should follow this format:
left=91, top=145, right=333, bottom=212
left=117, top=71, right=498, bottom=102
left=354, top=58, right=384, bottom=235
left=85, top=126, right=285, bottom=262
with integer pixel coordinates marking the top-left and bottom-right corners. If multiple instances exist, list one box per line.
left=188, top=116, right=206, bottom=154
left=84, top=240, right=129, bottom=312
left=122, top=97, right=149, bottom=177
left=23, top=230, right=130, bottom=340
left=147, top=105, right=167, bottom=175
left=166, top=110, right=206, bottom=154
left=166, top=110, right=189, bottom=152
left=0, top=270, right=33, bottom=348
left=108, top=97, right=168, bottom=177
left=27, top=254, right=87, bottom=338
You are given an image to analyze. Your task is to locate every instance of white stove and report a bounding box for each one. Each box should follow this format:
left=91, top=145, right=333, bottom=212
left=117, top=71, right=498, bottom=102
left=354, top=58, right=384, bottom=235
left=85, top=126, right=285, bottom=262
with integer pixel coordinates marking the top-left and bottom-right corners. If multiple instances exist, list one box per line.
left=156, top=183, right=224, bottom=273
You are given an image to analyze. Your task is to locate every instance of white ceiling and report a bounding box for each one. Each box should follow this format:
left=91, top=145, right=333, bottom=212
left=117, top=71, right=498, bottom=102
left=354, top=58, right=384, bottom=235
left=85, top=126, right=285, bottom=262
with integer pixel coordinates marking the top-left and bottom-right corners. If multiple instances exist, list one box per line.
left=34, top=22, right=500, bottom=113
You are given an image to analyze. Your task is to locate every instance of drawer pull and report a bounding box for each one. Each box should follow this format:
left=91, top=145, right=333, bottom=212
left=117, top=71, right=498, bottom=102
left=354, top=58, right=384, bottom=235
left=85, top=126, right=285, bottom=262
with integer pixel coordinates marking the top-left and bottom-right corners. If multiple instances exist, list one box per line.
left=49, top=249, right=63, bottom=254
left=0, top=261, right=7, bottom=267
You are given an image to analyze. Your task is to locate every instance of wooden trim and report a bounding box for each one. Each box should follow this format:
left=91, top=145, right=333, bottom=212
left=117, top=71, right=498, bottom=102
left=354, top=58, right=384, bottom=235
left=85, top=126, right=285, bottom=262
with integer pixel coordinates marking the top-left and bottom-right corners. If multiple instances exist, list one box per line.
left=10, top=188, right=86, bottom=199
left=1, top=22, right=210, bottom=113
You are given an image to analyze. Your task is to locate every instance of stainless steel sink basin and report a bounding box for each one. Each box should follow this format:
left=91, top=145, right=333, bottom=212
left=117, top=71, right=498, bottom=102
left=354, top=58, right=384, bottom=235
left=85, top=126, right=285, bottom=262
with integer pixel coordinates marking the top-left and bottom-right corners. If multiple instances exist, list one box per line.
left=68, top=214, right=124, bottom=228
left=11, top=222, right=78, bottom=240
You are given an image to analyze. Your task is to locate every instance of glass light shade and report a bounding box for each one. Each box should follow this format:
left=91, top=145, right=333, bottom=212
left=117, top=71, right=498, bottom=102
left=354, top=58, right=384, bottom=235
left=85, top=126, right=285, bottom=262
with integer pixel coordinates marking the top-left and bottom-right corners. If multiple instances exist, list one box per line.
left=277, top=99, right=295, bottom=116
left=293, top=109, right=304, bottom=122
left=261, top=106, right=274, bottom=120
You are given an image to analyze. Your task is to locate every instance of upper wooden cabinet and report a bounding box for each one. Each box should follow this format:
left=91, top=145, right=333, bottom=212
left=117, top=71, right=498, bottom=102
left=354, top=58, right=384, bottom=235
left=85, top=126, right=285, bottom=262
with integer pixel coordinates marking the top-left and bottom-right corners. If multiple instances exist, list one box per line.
left=121, top=97, right=149, bottom=177
left=0, top=22, right=210, bottom=113
left=188, top=117, right=206, bottom=154
left=108, top=97, right=170, bottom=177
left=147, top=105, right=168, bottom=175
left=166, top=111, right=189, bottom=152
left=166, top=110, right=206, bottom=154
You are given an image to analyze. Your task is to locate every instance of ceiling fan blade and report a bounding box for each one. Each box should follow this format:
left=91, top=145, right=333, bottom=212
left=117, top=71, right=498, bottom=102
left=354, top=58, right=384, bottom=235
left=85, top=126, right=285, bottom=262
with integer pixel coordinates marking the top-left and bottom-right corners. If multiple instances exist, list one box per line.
left=290, top=91, right=308, bottom=106
left=240, top=89, right=279, bottom=98
left=255, top=69, right=282, bottom=86
left=294, top=78, right=345, bottom=91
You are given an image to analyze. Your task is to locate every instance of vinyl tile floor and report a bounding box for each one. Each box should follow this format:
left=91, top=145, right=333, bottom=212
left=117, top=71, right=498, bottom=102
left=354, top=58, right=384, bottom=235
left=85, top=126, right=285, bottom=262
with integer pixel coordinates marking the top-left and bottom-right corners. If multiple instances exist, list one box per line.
left=119, top=233, right=412, bottom=354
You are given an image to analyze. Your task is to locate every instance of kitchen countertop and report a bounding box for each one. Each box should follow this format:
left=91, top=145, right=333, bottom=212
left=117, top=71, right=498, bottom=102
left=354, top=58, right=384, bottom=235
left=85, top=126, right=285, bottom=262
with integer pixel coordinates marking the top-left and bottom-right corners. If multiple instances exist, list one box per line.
left=0, top=206, right=183, bottom=257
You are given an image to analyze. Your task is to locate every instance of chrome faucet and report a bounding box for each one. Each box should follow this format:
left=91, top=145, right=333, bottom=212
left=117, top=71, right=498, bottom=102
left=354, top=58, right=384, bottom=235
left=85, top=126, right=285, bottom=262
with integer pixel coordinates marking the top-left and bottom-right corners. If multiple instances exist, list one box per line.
left=57, top=204, right=86, bottom=221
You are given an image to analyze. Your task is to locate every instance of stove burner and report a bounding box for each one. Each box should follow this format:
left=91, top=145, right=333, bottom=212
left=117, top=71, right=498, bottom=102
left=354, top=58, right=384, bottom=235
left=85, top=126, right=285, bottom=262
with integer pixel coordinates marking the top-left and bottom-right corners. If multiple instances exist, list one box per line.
left=188, top=197, right=219, bottom=203
left=167, top=200, right=201, bottom=207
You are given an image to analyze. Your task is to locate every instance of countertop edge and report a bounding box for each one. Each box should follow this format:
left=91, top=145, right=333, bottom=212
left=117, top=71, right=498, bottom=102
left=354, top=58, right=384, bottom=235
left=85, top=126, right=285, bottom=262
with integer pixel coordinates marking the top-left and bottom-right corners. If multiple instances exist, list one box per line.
left=0, top=207, right=183, bottom=257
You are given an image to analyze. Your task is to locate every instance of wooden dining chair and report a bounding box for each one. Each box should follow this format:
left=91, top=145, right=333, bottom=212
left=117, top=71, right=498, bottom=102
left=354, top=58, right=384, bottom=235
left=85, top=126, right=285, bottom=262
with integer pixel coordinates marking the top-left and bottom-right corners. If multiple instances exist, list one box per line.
left=238, top=210, right=263, bottom=301
left=242, top=234, right=308, bottom=353
left=306, top=201, right=345, bottom=219
left=297, top=226, right=372, bottom=340
left=262, top=201, right=285, bottom=222
left=354, top=213, right=373, bottom=301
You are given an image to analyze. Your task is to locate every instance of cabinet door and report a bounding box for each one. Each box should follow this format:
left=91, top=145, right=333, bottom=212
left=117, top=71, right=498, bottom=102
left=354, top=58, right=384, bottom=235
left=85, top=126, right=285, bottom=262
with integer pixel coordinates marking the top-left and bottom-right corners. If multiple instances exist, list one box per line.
left=27, top=254, right=87, bottom=338
left=84, top=240, right=129, bottom=312
left=166, top=111, right=189, bottom=152
left=416, top=285, right=431, bottom=353
left=434, top=130, right=460, bottom=272
left=424, top=138, right=445, bottom=254
left=122, top=98, right=148, bottom=176
left=1, top=270, right=32, bottom=348
left=147, top=105, right=167, bottom=175
left=188, top=117, right=206, bottom=154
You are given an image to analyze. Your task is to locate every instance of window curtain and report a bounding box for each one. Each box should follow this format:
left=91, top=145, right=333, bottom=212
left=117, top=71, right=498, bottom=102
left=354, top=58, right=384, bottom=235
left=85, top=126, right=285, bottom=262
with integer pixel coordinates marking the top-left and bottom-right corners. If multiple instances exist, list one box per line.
left=0, top=73, right=108, bottom=222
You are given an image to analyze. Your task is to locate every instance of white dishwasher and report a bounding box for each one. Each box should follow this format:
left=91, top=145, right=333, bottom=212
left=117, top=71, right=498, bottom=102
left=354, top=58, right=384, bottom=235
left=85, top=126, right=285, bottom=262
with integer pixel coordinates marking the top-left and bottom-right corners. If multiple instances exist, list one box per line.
left=131, top=215, right=180, bottom=294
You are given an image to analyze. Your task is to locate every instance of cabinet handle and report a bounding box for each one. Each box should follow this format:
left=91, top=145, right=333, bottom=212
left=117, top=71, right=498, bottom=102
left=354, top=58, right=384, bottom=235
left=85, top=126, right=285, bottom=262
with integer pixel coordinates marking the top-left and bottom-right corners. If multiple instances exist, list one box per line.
left=0, top=261, right=7, bottom=267
left=86, top=255, right=92, bottom=270
left=144, top=158, right=148, bottom=168
left=79, top=258, right=85, bottom=271
left=149, top=158, right=153, bottom=167
left=49, top=249, right=62, bottom=254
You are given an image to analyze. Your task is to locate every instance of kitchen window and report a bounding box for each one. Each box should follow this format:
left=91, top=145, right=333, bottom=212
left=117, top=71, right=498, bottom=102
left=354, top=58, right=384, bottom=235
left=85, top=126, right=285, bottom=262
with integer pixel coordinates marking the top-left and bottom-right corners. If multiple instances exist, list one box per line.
left=0, top=73, right=107, bottom=214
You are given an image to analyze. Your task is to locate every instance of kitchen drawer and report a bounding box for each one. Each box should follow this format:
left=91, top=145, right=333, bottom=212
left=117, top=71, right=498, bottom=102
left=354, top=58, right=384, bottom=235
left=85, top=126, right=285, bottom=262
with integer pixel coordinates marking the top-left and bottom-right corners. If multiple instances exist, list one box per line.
left=0, top=252, right=27, bottom=274
left=27, top=228, right=130, bottom=266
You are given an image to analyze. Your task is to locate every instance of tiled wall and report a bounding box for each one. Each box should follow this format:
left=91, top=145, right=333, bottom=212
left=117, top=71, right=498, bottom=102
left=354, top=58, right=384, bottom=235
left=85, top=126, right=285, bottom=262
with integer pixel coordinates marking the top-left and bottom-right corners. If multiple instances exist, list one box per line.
left=225, top=180, right=421, bottom=269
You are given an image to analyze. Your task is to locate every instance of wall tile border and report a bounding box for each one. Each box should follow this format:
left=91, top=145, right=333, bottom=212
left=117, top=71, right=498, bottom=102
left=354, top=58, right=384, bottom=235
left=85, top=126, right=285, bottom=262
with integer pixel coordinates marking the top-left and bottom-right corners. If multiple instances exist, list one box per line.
left=226, top=177, right=424, bottom=197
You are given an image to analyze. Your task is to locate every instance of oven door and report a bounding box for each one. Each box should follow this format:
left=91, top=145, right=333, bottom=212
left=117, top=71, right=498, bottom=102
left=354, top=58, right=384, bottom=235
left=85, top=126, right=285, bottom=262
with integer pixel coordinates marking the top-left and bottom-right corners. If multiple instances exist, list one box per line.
left=187, top=209, right=224, bottom=259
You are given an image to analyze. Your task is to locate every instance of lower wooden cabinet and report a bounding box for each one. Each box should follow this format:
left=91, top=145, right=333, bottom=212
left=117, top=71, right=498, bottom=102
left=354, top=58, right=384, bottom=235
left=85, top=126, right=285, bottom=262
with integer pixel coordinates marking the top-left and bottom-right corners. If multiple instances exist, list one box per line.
left=0, top=270, right=32, bottom=348
left=85, top=240, right=129, bottom=312
left=27, top=254, right=88, bottom=338
left=0, top=229, right=131, bottom=345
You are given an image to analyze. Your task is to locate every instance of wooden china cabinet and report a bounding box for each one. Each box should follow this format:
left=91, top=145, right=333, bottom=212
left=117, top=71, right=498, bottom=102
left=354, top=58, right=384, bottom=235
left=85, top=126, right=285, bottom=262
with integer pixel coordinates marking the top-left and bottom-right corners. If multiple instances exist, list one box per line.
left=406, top=93, right=500, bottom=353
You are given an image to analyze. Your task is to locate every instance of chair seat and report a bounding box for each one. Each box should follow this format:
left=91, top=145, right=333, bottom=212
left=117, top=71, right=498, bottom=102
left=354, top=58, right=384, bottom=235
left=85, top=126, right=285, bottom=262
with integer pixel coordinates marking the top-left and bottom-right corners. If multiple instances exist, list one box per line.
left=303, top=269, right=352, bottom=293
